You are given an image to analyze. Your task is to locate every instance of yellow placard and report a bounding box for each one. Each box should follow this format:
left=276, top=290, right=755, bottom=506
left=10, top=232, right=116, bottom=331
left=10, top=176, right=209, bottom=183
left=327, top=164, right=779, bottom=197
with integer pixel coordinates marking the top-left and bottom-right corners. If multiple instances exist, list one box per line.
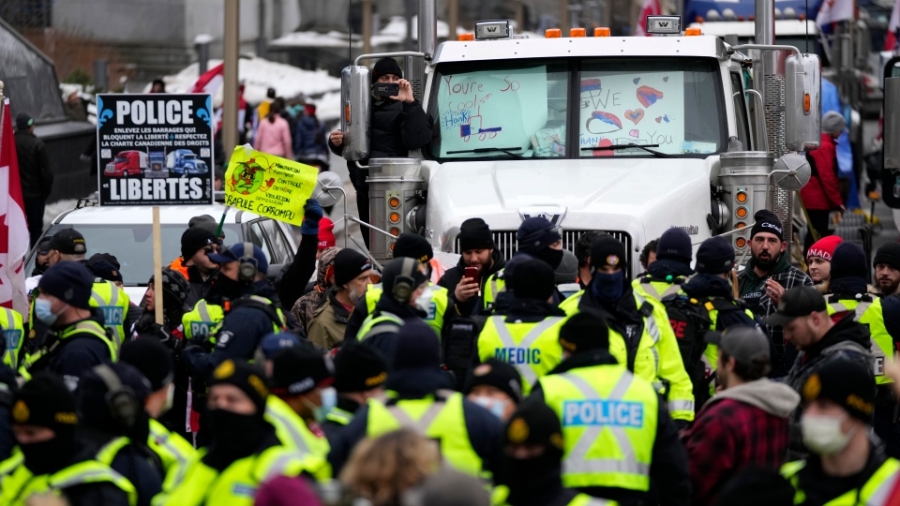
left=224, top=146, right=319, bottom=226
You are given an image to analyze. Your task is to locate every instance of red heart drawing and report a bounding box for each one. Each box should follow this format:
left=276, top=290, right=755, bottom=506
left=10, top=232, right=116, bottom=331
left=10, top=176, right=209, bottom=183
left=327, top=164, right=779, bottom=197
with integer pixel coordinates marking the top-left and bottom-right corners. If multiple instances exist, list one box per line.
left=629, top=129, right=639, bottom=137
left=625, top=109, right=645, bottom=125
left=655, top=116, right=662, bottom=123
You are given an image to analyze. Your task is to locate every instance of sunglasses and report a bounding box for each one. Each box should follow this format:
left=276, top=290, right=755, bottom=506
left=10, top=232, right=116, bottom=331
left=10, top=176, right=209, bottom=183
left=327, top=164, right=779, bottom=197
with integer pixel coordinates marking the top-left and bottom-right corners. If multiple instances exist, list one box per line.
left=203, top=245, right=220, bottom=254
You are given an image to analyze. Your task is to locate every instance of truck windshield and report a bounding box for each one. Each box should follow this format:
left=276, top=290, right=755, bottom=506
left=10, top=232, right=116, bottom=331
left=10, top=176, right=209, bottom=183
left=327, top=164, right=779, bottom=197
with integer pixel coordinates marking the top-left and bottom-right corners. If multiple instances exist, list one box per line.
left=430, top=57, right=726, bottom=159
left=114, top=157, right=128, bottom=163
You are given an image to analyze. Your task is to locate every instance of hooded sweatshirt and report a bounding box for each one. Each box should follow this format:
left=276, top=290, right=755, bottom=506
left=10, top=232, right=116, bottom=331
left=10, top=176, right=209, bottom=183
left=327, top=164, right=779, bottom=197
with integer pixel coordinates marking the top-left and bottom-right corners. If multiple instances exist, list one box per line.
left=683, top=379, right=800, bottom=506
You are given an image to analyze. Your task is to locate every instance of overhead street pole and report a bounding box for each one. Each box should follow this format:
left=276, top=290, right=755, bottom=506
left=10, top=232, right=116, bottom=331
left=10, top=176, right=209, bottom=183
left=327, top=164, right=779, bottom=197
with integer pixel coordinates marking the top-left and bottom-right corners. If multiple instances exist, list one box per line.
left=224, top=0, right=240, bottom=161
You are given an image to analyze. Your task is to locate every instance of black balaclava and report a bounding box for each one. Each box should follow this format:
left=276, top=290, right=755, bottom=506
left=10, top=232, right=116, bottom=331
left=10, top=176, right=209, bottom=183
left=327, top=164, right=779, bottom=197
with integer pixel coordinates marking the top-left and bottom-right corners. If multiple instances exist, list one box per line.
left=14, top=374, right=80, bottom=475
left=502, top=399, right=567, bottom=506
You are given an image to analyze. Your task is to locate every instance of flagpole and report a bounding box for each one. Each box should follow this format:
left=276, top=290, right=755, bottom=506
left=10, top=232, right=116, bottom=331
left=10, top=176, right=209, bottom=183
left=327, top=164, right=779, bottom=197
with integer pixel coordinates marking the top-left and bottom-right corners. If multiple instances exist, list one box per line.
left=0, top=81, right=5, bottom=149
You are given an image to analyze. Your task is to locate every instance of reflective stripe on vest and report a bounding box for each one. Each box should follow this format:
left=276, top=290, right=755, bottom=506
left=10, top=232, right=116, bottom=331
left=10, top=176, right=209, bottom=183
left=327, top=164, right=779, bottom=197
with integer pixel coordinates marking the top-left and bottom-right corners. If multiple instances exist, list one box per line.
left=0, top=460, right=138, bottom=506
left=149, top=420, right=194, bottom=490
left=483, top=316, right=562, bottom=386
left=638, top=281, right=682, bottom=301
left=365, top=284, right=447, bottom=337
left=387, top=403, right=445, bottom=432
left=484, top=271, right=506, bottom=309
left=782, top=457, right=900, bottom=505
left=265, top=399, right=312, bottom=454
left=0, top=308, right=24, bottom=370
left=558, top=371, right=651, bottom=477
left=90, top=281, right=127, bottom=357
left=325, top=407, right=353, bottom=426
left=182, top=300, right=224, bottom=342
left=357, top=313, right=405, bottom=341
left=96, top=436, right=130, bottom=466
left=634, top=294, right=661, bottom=345
left=827, top=297, right=892, bottom=382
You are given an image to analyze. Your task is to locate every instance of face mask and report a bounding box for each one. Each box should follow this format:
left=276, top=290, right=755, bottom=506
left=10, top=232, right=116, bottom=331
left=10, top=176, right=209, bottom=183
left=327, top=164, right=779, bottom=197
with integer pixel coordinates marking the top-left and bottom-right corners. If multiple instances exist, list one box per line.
left=206, top=409, right=266, bottom=446
left=471, top=396, right=507, bottom=420
left=801, top=414, right=856, bottom=455
left=533, top=248, right=564, bottom=270
left=415, top=285, right=435, bottom=314
left=35, top=298, right=67, bottom=326
left=590, top=271, right=625, bottom=303
left=22, top=435, right=75, bottom=475
left=304, top=387, right=337, bottom=423
left=211, top=273, right=246, bottom=299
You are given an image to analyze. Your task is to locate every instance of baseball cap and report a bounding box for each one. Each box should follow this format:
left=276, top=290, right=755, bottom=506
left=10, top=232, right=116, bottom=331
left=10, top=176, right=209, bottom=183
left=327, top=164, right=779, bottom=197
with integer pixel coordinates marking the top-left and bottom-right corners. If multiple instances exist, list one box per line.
left=705, top=326, right=770, bottom=368
left=50, top=229, right=87, bottom=255
left=208, top=243, right=269, bottom=275
left=764, top=286, right=827, bottom=326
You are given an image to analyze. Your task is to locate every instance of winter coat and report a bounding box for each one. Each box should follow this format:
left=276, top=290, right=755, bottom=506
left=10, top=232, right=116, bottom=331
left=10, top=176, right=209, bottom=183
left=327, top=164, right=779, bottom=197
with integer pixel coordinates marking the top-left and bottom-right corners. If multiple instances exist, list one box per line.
left=784, top=313, right=873, bottom=458
left=254, top=115, right=294, bottom=159
left=683, top=379, right=800, bottom=506
left=307, top=289, right=352, bottom=350
left=438, top=250, right=508, bottom=317
left=291, top=247, right=341, bottom=330
left=294, top=115, right=328, bottom=158
left=800, top=134, right=844, bottom=211
left=15, top=130, right=53, bottom=199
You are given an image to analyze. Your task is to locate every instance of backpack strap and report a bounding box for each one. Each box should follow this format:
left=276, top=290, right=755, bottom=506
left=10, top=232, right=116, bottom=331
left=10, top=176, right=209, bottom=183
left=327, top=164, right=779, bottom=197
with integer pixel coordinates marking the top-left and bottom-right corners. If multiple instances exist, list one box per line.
left=227, top=296, right=285, bottom=329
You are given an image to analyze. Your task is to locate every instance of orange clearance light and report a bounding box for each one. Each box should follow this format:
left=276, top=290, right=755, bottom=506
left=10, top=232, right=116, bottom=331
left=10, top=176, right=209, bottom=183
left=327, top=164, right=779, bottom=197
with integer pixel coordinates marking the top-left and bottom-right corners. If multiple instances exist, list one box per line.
left=736, top=206, right=749, bottom=218
left=389, top=212, right=401, bottom=223
left=389, top=227, right=401, bottom=237
left=803, top=93, right=811, bottom=113
left=388, top=196, right=401, bottom=208
left=736, top=191, right=748, bottom=203
left=545, top=28, right=562, bottom=38
left=389, top=242, right=396, bottom=251
left=685, top=27, right=702, bottom=36
left=344, top=104, right=351, bottom=123
left=594, top=27, right=611, bottom=36
left=458, top=33, right=475, bottom=41
left=570, top=27, right=586, bottom=37
left=798, top=13, right=807, bottom=20
left=695, top=16, right=704, bottom=23
left=735, top=222, right=747, bottom=229
left=735, top=237, right=747, bottom=248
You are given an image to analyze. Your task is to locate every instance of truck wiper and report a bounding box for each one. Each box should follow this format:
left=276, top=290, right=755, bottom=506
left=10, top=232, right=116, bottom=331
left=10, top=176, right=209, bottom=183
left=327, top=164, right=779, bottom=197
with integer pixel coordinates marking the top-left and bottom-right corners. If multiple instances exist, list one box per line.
left=446, top=147, right=524, bottom=159
left=581, top=143, right=671, bottom=158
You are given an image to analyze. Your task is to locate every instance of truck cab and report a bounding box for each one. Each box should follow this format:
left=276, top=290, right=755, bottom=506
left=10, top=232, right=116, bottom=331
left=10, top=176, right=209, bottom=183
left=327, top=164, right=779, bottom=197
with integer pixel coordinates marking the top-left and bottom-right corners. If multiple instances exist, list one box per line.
left=104, top=150, right=148, bottom=177
left=167, top=149, right=209, bottom=175
left=146, top=150, right=168, bottom=178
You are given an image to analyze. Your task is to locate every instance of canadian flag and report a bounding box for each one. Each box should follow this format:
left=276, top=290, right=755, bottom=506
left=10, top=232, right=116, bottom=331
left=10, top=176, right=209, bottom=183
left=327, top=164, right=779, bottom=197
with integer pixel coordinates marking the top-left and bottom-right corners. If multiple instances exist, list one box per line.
left=885, top=0, right=900, bottom=50
left=192, top=62, right=224, bottom=97
left=816, top=0, right=855, bottom=27
left=0, top=100, right=30, bottom=316
left=635, top=0, right=662, bottom=36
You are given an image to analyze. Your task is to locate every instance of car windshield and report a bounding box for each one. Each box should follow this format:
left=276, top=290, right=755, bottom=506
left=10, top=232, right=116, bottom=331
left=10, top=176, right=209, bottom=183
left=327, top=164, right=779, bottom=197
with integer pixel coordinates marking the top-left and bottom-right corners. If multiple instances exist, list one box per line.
left=430, top=57, right=726, bottom=159
left=26, top=223, right=242, bottom=286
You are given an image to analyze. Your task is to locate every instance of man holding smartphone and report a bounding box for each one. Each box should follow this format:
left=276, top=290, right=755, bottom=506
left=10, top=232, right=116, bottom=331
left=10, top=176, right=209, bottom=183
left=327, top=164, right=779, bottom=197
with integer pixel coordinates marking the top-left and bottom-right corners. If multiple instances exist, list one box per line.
left=438, top=218, right=506, bottom=316
left=328, top=57, right=433, bottom=249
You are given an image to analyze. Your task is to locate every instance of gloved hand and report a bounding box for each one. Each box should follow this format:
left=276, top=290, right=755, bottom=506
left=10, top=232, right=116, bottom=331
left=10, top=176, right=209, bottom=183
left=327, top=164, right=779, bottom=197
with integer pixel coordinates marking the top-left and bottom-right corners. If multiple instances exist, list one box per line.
left=300, top=199, right=324, bottom=236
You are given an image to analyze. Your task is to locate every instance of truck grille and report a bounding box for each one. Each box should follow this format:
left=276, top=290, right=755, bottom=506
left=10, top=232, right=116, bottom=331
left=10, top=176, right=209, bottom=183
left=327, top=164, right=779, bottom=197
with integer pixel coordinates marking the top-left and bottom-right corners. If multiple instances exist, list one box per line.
left=454, top=230, right=633, bottom=265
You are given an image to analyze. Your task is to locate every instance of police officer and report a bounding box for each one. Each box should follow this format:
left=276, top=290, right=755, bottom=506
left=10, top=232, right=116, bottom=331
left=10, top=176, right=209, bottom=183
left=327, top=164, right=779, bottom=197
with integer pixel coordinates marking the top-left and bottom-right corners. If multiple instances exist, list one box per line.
left=477, top=258, right=566, bottom=394
left=822, top=242, right=900, bottom=457
left=321, top=342, right=388, bottom=438
left=77, top=362, right=164, bottom=506
left=633, top=227, right=694, bottom=301
left=485, top=217, right=565, bottom=311
left=0, top=305, right=25, bottom=371
left=0, top=374, right=134, bottom=506
left=492, top=398, right=616, bottom=506
left=182, top=243, right=287, bottom=381
left=329, top=320, right=503, bottom=479
left=531, top=313, right=690, bottom=505
left=353, top=256, right=430, bottom=359
left=266, top=346, right=333, bottom=470
left=463, top=359, right=523, bottom=422
left=119, top=337, right=197, bottom=492
left=158, top=359, right=328, bottom=505
left=85, top=257, right=132, bottom=355
left=23, top=262, right=116, bottom=389
left=782, top=359, right=899, bottom=504
left=0, top=359, right=17, bottom=462
left=169, top=226, right=220, bottom=304
left=560, top=235, right=695, bottom=424
left=439, top=218, right=507, bottom=316
left=345, top=233, right=450, bottom=339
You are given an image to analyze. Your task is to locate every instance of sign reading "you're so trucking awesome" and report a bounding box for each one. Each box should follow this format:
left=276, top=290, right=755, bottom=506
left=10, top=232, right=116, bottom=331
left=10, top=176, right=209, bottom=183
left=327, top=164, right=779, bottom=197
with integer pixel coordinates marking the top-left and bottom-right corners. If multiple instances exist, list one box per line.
left=96, top=94, right=214, bottom=206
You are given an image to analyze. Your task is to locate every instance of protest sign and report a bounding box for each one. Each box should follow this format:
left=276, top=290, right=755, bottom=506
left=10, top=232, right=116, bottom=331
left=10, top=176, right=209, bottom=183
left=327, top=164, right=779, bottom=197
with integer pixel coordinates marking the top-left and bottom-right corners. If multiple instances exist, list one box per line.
left=96, top=94, right=214, bottom=206
left=224, top=146, right=319, bottom=226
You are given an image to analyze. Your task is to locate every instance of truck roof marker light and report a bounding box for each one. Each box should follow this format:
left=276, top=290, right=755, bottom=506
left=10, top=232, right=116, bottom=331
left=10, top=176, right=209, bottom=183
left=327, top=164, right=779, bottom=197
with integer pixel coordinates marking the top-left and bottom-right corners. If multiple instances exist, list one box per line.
left=803, top=93, right=811, bottom=113
left=458, top=33, right=475, bottom=41
left=737, top=15, right=745, bottom=21
left=546, top=28, right=562, bottom=38
left=735, top=237, right=747, bottom=248
left=570, top=27, right=586, bottom=37
left=748, top=15, right=754, bottom=21
left=685, top=27, right=702, bottom=36
left=594, top=27, right=611, bottom=36
left=798, top=13, right=807, bottom=20
left=695, top=16, right=704, bottom=23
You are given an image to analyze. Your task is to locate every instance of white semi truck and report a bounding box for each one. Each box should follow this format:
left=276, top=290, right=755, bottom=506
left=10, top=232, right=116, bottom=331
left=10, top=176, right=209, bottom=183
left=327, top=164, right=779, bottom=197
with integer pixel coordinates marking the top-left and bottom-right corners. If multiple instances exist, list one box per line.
left=332, top=2, right=822, bottom=276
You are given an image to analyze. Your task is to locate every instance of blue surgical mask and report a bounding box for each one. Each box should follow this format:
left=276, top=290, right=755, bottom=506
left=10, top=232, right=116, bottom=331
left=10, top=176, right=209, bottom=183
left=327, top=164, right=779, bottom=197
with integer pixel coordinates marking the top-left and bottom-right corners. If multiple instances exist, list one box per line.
left=471, top=396, right=508, bottom=420
left=590, top=270, right=625, bottom=303
left=315, top=387, right=337, bottom=423
left=35, top=298, right=66, bottom=326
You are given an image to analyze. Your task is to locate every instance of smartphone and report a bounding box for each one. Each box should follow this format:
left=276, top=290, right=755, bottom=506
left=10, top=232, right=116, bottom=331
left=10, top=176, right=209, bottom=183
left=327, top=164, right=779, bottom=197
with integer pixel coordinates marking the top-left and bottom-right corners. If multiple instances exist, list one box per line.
left=464, top=267, right=479, bottom=283
left=374, top=82, right=400, bottom=97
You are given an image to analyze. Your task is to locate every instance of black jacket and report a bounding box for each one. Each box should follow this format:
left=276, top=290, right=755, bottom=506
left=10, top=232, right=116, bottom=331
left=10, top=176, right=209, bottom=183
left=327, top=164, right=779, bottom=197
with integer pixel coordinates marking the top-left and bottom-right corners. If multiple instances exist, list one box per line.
left=276, top=230, right=319, bottom=313
left=0, top=363, right=16, bottom=462
left=30, top=315, right=114, bottom=390
left=345, top=294, right=427, bottom=362
left=531, top=350, right=691, bottom=506
left=793, top=440, right=888, bottom=506
left=328, top=99, right=433, bottom=161
left=327, top=367, right=503, bottom=477
left=576, top=285, right=650, bottom=373
left=438, top=249, right=507, bottom=316
left=15, top=130, right=53, bottom=199
left=681, top=273, right=760, bottom=331
left=78, top=428, right=163, bottom=506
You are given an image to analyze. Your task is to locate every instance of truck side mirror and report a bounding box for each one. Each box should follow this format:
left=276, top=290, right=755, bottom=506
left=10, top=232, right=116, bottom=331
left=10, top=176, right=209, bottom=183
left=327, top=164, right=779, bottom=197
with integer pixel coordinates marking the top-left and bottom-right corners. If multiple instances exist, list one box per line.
left=784, top=53, right=821, bottom=152
left=313, top=171, right=344, bottom=208
left=771, top=153, right=811, bottom=191
left=340, top=65, right=371, bottom=161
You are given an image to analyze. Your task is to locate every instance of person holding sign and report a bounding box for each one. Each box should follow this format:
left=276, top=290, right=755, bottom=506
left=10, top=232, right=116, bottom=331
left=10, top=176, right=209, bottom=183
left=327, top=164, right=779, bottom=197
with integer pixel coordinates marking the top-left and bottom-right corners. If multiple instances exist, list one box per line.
left=328, top=57, right=433, bottom=249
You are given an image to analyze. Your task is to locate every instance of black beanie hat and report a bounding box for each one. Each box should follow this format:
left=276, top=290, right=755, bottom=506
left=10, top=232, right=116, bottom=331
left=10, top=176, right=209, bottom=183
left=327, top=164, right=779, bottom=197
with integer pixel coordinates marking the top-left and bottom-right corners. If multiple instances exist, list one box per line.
left=333, top=342, right=388, bottom=393
left=270, top=346, right=334, bottom=397
left=209, top=359, right=270, bottom=414
left=381, top=257, right=428, bottom=303
left=120, top=337, right=174, bottom=391
left=830, top=242, right=868, bottom=281
left=801, top=358, right=875, bottom=423
left=589, top=235, right=627, bottom=271
left=873, top=242, right=900, bottom=271
left=148, top=268, right=191, bottom=307
left=458, top=218, right=495, bottom=251
left=87, top=259, right=123, bottom=284
left=463, top=359, right=523, bottom=403
left=656, top=228, right=693, bottom=264
left=509, top=258, right=556, bottom=301
left=559, top=313, right=609, bottom=354
left=333, top=249, right=373, bottom=287
left=517, top=217, right=561, bottom=254
left=77, top=363, right=152, bottom=433
left=392, top=320, right=441, bottom=371
left=750, top=210, right=784, bottom=241
left=504, top=397, right=565, bottom=458
left=89, top=252, right=121, bottom=270
left=393, top=233, right=434, bottom=263
left=38, top=261, right=95, bottom=309
left=180, top=226, right=217, bottom=259
left=696, top=236, right=735, bottom=274
left=13, top=374, right=78, bottom=435
left=373, top=57, right=403, bottom=81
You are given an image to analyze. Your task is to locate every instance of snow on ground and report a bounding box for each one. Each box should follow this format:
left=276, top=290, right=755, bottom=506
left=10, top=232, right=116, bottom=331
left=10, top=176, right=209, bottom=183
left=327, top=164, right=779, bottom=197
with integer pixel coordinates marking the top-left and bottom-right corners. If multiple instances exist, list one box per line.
left=160, top=57, right=342, bottom=105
